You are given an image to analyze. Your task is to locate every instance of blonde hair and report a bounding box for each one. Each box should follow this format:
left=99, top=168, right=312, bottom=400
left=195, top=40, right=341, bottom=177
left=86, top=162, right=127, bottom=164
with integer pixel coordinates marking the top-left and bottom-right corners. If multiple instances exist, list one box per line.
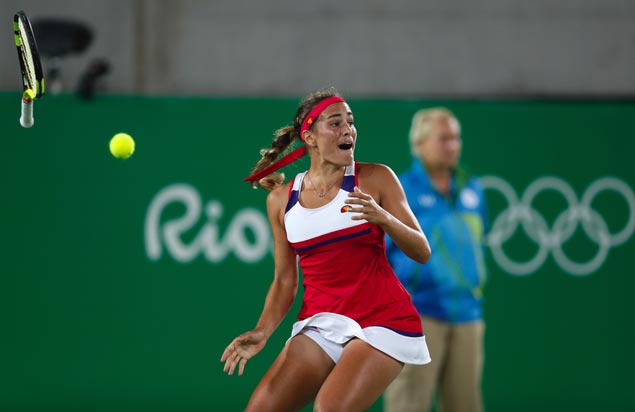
left=409, top=107, right=460, bottom=158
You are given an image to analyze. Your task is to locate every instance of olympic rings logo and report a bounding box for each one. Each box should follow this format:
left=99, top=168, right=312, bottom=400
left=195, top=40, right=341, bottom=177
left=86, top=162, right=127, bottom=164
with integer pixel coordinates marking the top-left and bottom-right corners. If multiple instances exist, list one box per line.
left=481, top=176, right=635, bottom=276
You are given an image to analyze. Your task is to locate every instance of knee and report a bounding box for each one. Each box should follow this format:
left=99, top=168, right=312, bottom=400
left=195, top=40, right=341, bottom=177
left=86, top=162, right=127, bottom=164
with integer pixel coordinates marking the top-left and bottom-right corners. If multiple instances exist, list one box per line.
left=245, top=401, right=276, bottom=412
left=245, top=386, right=276, bottom=412
left=313, top=399, right=352, bottom=412
left=313, top=403, right=334, bottom=412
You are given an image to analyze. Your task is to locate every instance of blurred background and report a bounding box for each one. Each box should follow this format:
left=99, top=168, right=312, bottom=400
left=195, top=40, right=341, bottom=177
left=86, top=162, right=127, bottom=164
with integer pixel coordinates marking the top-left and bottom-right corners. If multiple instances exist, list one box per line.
left=2, top=0, right=635, bottom=97
left=1, top=0, right=634, bottom=411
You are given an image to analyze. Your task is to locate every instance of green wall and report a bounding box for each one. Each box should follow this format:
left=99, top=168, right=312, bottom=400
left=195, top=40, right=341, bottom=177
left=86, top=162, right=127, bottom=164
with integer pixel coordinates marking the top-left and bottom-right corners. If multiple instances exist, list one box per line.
left=1, top=93, right=633, bottom=411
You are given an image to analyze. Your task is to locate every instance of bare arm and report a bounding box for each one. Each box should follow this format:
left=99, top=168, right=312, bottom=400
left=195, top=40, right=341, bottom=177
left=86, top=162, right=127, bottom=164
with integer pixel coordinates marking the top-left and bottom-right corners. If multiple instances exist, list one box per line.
left=346, top=163, right=431, bottom=263
left=253, top=185, right=299, bottom=336
left=221, top=184, right=298, bottom=375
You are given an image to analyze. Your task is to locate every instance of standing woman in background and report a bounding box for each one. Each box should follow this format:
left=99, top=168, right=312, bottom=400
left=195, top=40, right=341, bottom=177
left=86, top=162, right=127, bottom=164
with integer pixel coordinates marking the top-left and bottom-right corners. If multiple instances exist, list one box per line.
left=384, top=108, right=488, bottom=412
left=221, top=87, right=432, bottom=412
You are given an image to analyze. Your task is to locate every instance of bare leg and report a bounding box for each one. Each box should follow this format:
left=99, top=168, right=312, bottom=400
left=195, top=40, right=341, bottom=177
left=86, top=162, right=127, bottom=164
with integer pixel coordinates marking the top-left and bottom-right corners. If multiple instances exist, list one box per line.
left=313, top=339, right=403, bottom=412
left=245, top=334, right=335, bottom=412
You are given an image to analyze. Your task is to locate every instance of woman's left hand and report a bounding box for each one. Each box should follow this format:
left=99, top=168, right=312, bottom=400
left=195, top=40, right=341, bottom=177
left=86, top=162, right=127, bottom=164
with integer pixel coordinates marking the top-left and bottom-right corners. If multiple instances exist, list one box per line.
left=344, top=186, right=389, bottom=225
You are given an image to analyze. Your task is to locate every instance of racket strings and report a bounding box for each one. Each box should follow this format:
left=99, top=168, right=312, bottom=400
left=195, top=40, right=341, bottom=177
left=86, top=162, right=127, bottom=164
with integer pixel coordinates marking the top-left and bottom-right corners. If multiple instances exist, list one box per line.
left=17, top=21, right=37, bottom=91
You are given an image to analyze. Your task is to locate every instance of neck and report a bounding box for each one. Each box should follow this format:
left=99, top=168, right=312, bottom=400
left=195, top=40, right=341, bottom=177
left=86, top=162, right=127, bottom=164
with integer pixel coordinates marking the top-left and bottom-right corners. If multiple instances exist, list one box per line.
left=310, top=163, right=346, bottom=180
left=306, top=165, right=345, bottom=197
left=425, top=164, right=453, bottom=195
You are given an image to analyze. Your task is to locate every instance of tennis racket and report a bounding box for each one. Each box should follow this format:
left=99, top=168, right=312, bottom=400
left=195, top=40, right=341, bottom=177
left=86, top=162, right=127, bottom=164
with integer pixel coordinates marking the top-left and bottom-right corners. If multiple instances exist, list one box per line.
left=14, top=11, right=45, bottom=128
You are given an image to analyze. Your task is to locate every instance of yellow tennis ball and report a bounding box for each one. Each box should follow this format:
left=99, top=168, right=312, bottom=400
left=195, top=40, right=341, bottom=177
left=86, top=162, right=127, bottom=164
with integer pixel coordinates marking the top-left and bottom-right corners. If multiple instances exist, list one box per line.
left=109, top=133, right=135, bottom=159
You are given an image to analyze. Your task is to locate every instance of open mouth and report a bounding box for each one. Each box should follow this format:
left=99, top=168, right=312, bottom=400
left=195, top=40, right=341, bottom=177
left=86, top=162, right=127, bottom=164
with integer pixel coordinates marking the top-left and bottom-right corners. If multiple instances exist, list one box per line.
left=338, top=143, right=353, bottom=150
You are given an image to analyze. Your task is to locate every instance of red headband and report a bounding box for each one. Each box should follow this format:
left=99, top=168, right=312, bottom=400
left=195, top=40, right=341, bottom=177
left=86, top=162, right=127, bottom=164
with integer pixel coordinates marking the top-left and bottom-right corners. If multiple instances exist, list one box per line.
left=243, top=96, right=346, bottom=182
left=299, top=96, right=345, bottom=139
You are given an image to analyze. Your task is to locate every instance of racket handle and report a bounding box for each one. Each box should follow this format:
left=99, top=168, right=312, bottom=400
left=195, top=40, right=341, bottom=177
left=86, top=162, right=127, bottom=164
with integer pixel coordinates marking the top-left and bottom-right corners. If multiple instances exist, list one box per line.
left=20, top=98, right=34, bottom=128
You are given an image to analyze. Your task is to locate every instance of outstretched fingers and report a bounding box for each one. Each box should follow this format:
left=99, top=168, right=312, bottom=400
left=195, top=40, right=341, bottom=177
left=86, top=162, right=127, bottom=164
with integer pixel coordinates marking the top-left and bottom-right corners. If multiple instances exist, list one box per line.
left=221, top=331, right=267, bottom=376
left=221, top=340, right=249, bottom=376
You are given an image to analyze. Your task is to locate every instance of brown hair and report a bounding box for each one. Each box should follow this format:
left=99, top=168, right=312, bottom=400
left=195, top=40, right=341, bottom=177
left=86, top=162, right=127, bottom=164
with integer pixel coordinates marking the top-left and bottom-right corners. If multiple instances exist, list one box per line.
left=248, top=87, right=341, bottom=190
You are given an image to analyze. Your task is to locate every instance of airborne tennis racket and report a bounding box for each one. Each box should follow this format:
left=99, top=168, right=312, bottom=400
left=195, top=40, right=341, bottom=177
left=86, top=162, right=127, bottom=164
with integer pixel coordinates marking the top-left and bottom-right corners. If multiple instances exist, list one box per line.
left=14, top=11, right=44, bottom=128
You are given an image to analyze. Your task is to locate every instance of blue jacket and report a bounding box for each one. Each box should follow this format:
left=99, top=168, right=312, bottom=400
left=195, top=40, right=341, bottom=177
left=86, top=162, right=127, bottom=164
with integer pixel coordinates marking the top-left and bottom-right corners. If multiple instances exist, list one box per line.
left=387, top=160, right=488, bottom=323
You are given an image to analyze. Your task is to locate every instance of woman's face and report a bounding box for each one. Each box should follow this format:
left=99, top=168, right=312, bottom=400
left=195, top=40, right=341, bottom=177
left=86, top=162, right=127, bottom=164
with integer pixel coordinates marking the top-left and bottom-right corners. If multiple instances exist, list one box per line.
left=310, top=102, right=357, bottom=166
left=417, top=116, right=462, bottom=171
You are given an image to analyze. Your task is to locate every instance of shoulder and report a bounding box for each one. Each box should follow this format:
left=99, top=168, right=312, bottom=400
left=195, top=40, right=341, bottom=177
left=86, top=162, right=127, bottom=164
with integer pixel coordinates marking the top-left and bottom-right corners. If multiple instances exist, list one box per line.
left=266, top=181, right=293, bottom=212
left=357, top=162, right=398, bottom=182
left=356, top=162, right=403, bottom=202
left=465, top=175, right=486, bottom=196
left=458, top=175, right=488, bottom=213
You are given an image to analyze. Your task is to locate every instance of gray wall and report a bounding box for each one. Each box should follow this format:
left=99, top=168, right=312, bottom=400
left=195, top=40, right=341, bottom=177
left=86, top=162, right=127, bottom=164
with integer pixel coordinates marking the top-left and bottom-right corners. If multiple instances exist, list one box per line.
left=2, top=0, right=634, bottom=97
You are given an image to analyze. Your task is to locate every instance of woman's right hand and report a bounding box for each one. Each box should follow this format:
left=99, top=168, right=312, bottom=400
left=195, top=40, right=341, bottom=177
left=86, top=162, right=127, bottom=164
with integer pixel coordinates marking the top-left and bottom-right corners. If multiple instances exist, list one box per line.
left=220, top=329, right=268, bottom=376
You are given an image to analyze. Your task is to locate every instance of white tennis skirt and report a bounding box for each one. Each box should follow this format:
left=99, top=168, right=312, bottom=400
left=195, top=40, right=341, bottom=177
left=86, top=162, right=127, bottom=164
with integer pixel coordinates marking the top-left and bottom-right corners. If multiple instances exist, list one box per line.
left=288, top=312, right=431, bottom=365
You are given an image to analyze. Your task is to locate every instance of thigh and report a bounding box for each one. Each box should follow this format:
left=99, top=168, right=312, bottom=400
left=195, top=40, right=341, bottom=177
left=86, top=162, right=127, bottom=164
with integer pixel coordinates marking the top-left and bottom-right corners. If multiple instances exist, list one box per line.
left=245, top=334, right=335, bottom=412
left=438, top=320, right=484, bottom=412
left=314, top=339, right=403, bottom=412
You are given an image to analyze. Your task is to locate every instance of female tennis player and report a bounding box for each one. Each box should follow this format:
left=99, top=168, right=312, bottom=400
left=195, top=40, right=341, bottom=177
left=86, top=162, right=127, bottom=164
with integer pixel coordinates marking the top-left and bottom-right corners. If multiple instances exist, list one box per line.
left=221, top=87, right=432, bottom=412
